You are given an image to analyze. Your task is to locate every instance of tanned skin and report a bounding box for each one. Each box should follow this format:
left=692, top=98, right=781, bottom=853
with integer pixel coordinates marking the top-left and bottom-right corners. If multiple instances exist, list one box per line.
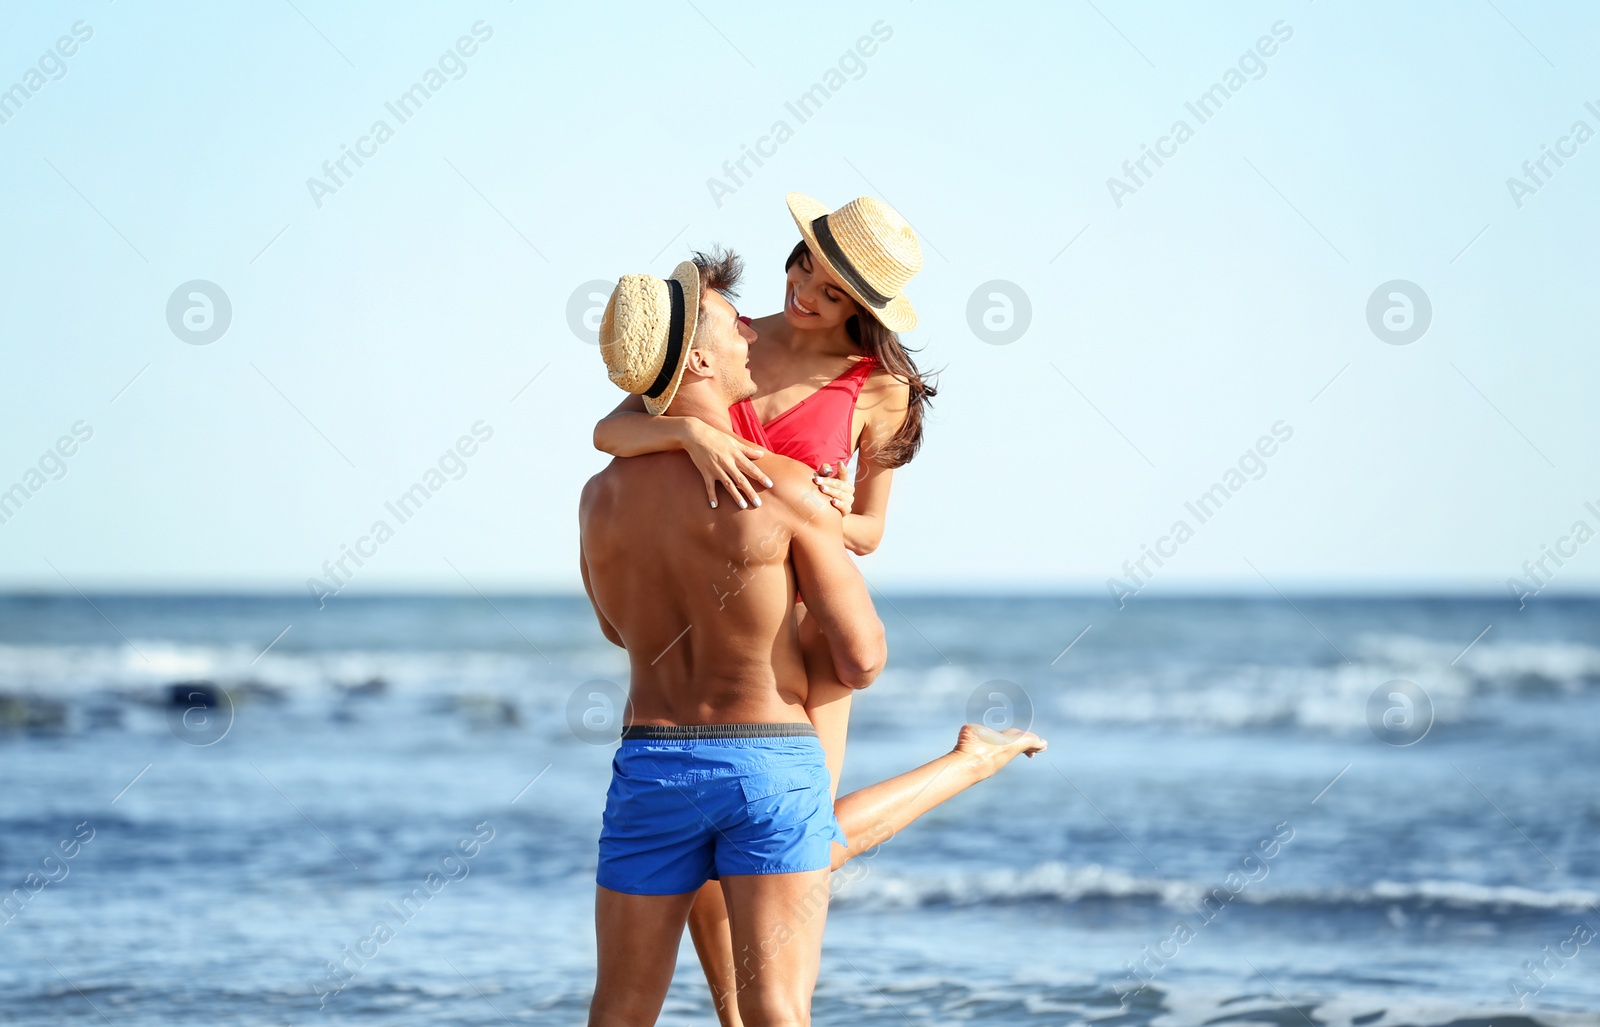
left=580, top=284, right=886, bottom=1027
left=592, top=245, right=1049, bottom=1027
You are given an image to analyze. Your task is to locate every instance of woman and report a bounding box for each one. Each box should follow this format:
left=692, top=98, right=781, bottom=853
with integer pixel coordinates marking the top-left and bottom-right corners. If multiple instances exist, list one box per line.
left=594, top=193, right=1044, bottom=1024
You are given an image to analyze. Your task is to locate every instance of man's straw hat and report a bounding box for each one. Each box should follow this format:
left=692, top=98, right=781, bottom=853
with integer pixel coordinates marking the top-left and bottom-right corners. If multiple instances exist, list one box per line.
left=787, top=192, right=922, bottom=332
left=597, top=260, right=701, bottom=416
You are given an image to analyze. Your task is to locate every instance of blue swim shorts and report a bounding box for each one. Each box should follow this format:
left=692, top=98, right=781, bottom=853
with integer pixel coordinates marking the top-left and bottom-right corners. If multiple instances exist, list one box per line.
left=596, top=723, right=845, bottom=896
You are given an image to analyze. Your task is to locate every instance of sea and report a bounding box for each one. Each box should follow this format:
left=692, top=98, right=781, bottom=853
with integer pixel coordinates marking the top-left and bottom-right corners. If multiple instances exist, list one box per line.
left=1, top=593, right=1596, bottom=1026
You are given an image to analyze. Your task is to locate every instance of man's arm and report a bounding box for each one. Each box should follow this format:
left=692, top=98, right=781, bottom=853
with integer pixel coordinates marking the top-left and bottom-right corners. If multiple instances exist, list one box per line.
left=785, top=485, right=887, bottom=689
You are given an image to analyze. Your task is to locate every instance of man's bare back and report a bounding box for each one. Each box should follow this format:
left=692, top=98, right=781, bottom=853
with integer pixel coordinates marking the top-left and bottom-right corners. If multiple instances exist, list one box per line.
left=580, top=447, right=879, bottom=726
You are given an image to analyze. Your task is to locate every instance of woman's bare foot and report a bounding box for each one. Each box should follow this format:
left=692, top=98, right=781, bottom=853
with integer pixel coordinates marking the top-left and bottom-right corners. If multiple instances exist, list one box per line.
left=952, top=724, right=1047, bottom=780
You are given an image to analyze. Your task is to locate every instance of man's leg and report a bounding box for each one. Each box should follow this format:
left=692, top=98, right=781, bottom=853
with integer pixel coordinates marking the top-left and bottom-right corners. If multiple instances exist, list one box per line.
left=721, top=869, right=832, bottom=1027
left=589, top=885, right=699, bottom=1027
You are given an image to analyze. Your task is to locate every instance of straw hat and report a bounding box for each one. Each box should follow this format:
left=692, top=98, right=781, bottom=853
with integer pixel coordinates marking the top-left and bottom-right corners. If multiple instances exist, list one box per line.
left=597, top=260, right=701, bottom=415
left=787, top=192, right=922, bottom=332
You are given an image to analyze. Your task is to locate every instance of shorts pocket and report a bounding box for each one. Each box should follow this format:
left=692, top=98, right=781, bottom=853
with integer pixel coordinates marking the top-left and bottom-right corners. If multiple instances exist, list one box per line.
left=739, top=765, right=829, bottom=804
left=720, top=763, right=843, bottom=874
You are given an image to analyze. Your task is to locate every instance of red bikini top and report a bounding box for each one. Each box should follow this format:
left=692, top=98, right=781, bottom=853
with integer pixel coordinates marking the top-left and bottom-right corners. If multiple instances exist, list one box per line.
left=728, top=338, right=878, bottom=470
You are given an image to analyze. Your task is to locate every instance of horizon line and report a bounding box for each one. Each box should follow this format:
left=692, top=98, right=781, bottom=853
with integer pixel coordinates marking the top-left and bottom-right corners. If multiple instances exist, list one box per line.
left=0, top=586, right=1591, bottom=601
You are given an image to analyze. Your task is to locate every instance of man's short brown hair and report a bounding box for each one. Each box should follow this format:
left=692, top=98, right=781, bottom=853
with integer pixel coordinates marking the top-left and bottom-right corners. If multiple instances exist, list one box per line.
left=691, top=247, right=743, bottom=299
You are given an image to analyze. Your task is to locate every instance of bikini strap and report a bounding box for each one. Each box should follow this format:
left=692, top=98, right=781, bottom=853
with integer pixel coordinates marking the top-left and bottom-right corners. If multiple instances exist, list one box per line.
left=846, top=355, right=879, bottom=380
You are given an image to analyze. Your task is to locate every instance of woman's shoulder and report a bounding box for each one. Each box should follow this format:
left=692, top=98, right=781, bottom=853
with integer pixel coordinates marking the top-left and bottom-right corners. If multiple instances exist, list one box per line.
left=856, top=360, right=910, bottom=429
left=859, top=359, right=911, bottom=398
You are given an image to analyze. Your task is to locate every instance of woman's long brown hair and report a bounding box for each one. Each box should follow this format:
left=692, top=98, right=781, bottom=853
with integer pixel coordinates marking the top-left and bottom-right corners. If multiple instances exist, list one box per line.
left=786, top=240, right=937, bottom=468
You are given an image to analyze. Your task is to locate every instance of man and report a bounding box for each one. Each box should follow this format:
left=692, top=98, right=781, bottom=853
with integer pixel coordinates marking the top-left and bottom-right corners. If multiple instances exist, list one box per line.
left=580, top=249, right=884, bottom=1027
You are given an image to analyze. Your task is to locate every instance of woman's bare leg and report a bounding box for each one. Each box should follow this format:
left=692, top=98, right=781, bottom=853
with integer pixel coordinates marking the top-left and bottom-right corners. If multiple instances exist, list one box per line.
left=798, top=605, right=852, bottom=799
left=686, top=880, right=742, bottom=1027
left=785, top=606, right=1050, bottom=867
left=683, top=607, right=1046, bottom=1020
left=828, top=723, right=1045, bottom=869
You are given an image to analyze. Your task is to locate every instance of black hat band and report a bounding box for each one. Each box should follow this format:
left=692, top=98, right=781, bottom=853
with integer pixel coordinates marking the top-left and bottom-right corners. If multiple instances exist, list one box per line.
left=811, top=215, right=894, bottom=310
left=644, top=276, right=687, bottom=399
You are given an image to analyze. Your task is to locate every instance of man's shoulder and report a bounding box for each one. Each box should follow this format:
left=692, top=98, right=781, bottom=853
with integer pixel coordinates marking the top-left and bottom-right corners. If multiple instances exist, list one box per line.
left=589, top=451, right=685, bottom=488
left=581, top=456, right=654, bottom=510
left=581, top=460, right=624, bottom=503
left=583, top=452, right=705, bottom=520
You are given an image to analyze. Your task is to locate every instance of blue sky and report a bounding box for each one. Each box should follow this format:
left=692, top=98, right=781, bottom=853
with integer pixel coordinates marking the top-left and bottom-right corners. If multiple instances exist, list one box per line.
left=1, top=0, right=1596, bottom=596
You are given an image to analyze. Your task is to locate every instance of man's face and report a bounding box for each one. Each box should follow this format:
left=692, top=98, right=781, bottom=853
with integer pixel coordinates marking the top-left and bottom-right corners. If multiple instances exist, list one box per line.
left=692, top=288, right=759, bottom=403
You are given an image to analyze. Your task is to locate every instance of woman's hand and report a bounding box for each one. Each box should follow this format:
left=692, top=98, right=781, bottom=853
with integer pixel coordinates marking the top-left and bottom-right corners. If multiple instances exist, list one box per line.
left=683, top=421, right=772, bottom=509
left=814, top=463, right=855, bottom=516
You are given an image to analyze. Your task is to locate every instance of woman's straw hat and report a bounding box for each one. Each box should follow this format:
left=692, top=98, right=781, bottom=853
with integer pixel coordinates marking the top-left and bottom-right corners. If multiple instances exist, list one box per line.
left=787, top=192, right=922, bottom=332
left=597, top=259, right=701, bottom=415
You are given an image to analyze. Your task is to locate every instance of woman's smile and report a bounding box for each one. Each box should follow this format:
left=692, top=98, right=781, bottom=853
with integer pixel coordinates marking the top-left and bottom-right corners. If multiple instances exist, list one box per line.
left=787, top=287, right=819, bottom=318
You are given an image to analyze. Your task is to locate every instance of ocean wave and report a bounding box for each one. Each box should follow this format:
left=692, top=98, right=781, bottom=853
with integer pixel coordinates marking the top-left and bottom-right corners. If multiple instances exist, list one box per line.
left=831, top=860, right=1600, bottom=916
left=855, top=632, right=1600, bottom=732
left=0, top=641, right=598, bottom=697
left=1355, top=633, right=1600, bottom=691
left=1028, top=663, right=1486, bottom=733
left=6, top=966, right=1588, bottom=1027
left=815, top=975, right=1600, bottom=1027
left=2, top=628, right=1595, bottom=737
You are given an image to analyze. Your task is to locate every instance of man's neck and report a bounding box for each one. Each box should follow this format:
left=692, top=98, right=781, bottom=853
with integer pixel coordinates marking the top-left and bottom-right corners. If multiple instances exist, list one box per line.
left=665, top=382, right=735, bottom=434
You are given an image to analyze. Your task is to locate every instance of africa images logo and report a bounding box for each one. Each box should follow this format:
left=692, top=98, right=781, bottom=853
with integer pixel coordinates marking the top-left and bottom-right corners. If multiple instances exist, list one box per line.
left=305, top=21, right=495, bottom=208
left=1105, top=21, right=1294, bottom=209
left=1365, top=280, right=1431, bottom=346
left=0, top=20, right=94, bottom=128
left=705, top=21, right=894, bottom=208
left=166, top=281, right=233, bottom=345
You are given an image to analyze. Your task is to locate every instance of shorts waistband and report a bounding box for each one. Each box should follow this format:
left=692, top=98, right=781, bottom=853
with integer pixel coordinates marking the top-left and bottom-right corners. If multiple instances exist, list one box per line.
left=620, top=723, right=818, bottom=741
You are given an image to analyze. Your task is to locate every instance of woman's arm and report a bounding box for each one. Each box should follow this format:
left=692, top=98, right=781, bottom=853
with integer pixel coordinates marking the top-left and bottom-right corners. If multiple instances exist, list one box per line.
left=832, top=372, right=912, bottom=556
left=593, top=393, right=696, bottom=457
left=593, top=394, right=771, bottom=508
left=840, top=464, right=893, bottom=556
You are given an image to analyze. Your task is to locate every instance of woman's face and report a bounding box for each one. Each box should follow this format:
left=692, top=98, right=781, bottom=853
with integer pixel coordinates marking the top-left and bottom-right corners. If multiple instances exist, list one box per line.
left=784, top=245, right=859, bottom=331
